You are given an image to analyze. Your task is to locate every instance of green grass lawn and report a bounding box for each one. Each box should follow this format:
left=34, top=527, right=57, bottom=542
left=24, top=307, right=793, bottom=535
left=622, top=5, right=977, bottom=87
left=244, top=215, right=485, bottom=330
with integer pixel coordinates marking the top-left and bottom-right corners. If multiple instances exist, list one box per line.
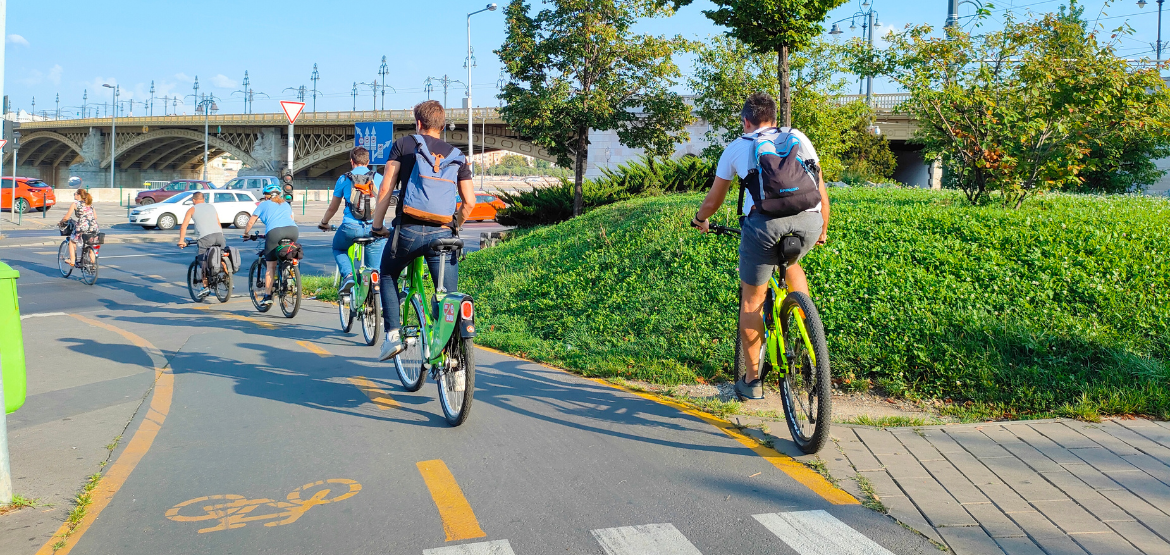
left=461, top=187, right=1170, bottom=420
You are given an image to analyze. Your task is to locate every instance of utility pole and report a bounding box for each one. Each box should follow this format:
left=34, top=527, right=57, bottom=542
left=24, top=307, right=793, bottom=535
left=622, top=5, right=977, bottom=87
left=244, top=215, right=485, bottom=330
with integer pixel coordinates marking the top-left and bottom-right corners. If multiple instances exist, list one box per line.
left=55, top=93, right=59, bottom=119
left=310, top=64, right=320, bottom=113
left=241, top=71, right=251, bottom=113
left=149, top=81, right=155, bottom=116
left=103, top=84, right=118, bottom=188
left=192, top=76, right=199, bottom=107
left=351, top=82, right=358, bottom=111
left=82, top=89, right=87, bottom=118
left=947, top=0, right=959, bottom=29
left=379, top=56, right=389, bottom=111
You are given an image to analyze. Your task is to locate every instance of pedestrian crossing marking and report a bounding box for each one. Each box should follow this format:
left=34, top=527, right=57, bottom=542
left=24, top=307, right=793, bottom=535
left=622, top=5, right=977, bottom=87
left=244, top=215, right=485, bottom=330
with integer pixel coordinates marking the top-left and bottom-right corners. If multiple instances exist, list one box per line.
left=753, top=510, right=896, bottom=555
left=348, top=376, right=399, bottom=409
left=417, top=459, right=487, bottom=542
left=423, top=540, right=516, bottom=555
left=591, top=523, right=704, bottom=555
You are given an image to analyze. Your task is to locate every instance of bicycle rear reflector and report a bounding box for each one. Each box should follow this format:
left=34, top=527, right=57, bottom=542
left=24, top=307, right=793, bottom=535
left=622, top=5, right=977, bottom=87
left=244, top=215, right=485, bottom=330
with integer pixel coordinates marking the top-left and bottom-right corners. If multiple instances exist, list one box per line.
left=460, top=300, right=474, bottom=320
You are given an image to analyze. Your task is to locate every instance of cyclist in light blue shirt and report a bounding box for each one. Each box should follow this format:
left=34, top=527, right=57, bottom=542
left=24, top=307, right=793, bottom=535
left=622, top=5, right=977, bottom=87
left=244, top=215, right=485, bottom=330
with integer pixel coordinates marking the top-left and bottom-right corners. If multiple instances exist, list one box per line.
left=318, top=146, right=386, bottom=299
left=243, top=183, right=299, bottom=306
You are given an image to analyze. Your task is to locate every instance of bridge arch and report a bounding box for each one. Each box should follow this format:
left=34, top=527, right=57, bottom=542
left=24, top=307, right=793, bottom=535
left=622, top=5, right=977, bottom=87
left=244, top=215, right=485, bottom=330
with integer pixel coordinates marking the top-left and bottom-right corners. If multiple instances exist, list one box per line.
left=105, top=129, right=259, bottom=170
left=6, top=131, right=85, bottom=168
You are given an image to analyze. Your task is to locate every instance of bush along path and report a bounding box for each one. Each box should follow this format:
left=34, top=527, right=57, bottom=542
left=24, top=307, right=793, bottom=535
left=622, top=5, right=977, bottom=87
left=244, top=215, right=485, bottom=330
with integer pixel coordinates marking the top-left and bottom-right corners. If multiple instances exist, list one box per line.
left=461, top=187, right=1170, bottom=421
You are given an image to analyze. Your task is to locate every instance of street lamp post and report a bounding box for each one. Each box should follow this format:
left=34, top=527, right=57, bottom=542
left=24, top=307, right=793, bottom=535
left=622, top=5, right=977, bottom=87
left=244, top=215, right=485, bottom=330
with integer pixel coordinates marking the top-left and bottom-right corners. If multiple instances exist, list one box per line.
left=310, top=64, right=320, bottom=113
left=1138, top=0, right=1165, bottom=61
left=467, top=3, right=498, bottom=177
left=190, top=95, right=219, bottom=181
left=379, top=56, right=389, bottom=111
left=829, top=0, right=881, bottom=107
left=102, top=84, right=118, bottom=188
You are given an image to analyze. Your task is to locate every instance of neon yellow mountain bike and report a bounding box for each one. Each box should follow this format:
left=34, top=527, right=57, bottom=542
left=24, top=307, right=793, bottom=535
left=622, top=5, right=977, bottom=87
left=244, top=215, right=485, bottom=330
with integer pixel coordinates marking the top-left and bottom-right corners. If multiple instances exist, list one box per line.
left=711, top=224, right=832, bottom=454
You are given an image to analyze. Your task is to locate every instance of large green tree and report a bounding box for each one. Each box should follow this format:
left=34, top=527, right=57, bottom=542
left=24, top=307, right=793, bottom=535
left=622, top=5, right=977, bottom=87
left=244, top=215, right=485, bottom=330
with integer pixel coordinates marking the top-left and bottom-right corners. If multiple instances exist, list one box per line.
left=497, top=0, right=693, bottom=216
left=700, top=0, right=848, bottom=127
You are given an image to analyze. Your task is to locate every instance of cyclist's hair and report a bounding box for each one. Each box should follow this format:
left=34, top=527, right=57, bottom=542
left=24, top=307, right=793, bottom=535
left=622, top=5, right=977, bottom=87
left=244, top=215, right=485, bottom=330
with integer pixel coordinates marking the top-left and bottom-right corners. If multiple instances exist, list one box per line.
left=741, top=92, right=777, bottom=126
left=192, top=191, right=205, bottom=201
left=413, top=100, right=445, bottom=131
left=76, top=189, right=93, bottom=206
left=350, top=146, right=370, bottom=165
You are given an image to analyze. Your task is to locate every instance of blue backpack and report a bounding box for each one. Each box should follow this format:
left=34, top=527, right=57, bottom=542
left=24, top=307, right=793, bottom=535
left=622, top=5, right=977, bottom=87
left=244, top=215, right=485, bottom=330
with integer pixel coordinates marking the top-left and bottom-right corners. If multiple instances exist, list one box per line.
left=745, top=127, right=820, bottom=217
left=401, top=135, right=464, bottom=225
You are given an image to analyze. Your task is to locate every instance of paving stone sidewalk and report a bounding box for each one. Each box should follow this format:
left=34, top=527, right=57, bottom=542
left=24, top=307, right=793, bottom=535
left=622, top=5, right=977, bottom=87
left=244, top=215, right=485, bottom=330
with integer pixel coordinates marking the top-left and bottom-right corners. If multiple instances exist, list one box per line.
left=819, top=418, right=1170, bottom=554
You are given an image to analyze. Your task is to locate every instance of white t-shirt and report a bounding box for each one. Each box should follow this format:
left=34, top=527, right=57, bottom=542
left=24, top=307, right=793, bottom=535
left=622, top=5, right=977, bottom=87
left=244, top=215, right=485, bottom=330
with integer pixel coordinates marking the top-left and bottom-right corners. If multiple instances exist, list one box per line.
left=715, top=127, right=821, bottom=215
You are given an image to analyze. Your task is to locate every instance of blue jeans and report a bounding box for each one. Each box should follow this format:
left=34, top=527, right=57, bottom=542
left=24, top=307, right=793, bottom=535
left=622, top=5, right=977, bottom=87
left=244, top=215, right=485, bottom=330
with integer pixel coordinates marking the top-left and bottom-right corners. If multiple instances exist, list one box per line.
left=332, top=222, right=386, bottom=282
left=379, top=225, right=459, bottom=331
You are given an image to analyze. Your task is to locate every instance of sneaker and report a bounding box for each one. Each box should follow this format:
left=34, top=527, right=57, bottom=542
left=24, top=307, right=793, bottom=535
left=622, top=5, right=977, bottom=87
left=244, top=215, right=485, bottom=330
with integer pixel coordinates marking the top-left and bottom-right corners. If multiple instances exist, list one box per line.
left=260, top=294, right=273, bottom=307
left=197, top=287, right=210, bottom=300
left=378, top=329, right=406, bottom=361
left=734, top=376, right=764, bottom=401
left=339, top=275, right=354, bottom=295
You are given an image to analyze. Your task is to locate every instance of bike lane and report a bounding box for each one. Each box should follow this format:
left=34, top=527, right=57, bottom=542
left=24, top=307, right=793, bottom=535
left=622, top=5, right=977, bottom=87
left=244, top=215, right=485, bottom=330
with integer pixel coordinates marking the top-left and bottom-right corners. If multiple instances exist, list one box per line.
left=61, top=302, right=935, bottom=555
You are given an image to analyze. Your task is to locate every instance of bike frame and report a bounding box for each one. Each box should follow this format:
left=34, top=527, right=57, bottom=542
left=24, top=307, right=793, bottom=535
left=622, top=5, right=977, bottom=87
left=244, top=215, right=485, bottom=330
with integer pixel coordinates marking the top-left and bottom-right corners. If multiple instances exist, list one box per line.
left=345, top=241, right=377, bottom=308
left=401, top=255, right=464, bottom=367
left=764, top=273, right=818, bottom=379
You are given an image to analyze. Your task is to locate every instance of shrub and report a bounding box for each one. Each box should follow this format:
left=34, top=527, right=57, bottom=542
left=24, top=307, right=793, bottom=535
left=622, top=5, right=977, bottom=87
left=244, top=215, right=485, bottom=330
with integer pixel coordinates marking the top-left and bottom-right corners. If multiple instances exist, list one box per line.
left=464, top=188, right=1170, bottom=419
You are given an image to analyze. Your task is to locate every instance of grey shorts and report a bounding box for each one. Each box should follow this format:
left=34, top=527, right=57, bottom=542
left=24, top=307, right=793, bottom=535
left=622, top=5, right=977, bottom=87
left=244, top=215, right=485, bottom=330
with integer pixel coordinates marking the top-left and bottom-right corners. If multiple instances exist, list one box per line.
left=738, top=211, right=823, bottom=286
left=196, top=233, right=226, bottom=257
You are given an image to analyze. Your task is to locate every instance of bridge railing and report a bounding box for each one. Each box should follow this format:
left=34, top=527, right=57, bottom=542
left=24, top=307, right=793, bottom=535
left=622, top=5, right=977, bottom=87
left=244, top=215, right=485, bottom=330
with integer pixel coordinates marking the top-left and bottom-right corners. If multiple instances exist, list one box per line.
left=13, top=107, right=505, bottom=129
left=830, top=93, right=912, bottom=112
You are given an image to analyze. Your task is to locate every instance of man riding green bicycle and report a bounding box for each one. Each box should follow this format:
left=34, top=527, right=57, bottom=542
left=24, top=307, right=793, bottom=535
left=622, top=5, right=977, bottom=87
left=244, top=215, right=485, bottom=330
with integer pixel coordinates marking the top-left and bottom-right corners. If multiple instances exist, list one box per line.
left=692, top=92, right=831, bottom=401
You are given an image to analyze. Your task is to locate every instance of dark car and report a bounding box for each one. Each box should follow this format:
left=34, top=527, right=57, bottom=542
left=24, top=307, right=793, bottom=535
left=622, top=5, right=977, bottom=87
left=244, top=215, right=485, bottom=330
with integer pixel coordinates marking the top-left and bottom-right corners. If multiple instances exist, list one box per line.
left=136, top=180, right=215, bottom=205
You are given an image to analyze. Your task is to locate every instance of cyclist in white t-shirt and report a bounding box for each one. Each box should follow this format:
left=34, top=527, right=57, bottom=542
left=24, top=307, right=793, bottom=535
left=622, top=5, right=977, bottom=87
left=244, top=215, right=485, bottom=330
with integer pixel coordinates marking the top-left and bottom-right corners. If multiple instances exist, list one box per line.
left=691, top=92, right=831, bottom=400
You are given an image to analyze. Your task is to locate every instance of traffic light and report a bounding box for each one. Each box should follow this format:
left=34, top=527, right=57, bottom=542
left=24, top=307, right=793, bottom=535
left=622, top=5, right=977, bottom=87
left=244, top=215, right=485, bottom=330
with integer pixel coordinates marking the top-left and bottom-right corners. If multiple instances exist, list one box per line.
left=280, top=167, right=294, bottom=202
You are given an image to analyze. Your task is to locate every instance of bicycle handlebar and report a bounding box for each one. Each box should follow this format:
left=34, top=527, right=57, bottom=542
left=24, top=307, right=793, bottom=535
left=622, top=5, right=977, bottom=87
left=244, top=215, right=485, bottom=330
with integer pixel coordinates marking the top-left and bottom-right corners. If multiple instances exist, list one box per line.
left=243, top=232, right=265, bottom=242
left=708, top=224, right=741, bottom=237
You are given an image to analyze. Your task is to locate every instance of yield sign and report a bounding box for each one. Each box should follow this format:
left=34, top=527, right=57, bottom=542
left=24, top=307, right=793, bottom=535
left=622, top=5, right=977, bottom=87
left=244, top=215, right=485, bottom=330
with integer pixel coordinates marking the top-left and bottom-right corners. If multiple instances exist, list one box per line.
left=280, top=101, right=306, bottom=125
left=0, top=139, right=7, bottom=150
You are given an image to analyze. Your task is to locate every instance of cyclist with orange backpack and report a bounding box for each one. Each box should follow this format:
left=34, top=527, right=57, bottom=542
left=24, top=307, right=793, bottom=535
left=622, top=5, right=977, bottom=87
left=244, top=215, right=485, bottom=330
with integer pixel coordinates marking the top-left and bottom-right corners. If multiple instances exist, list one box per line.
left=318, top=146, right=385, bottom=300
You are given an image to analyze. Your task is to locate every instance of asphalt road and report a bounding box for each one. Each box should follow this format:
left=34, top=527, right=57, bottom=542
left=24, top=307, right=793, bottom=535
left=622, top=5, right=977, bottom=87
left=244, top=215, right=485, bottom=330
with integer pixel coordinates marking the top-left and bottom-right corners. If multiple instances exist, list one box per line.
left=2, top=225, right=935, bottom=555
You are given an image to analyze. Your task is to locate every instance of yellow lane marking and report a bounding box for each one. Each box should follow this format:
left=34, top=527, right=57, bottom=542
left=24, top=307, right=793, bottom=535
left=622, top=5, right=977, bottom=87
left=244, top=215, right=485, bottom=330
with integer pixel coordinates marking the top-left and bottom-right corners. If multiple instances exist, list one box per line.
left=39, top=316, right=175, bottom=555
left=191, top=305, right=277, bottom=329
left=416, top=460, right=487, bottom=542
left=165, top=479, right=361, bottom=533
left=348, top=376, right=399, bottom=410
left=297, top=340, right=332, bottom=357
left=476, top=345, right=859, bottom=506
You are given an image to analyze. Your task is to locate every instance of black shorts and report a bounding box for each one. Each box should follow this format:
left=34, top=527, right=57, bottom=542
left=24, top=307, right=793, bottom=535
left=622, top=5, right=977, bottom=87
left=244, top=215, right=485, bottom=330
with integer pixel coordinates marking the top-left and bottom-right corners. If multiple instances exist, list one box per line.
left=264, top=226, right=299, bottom=261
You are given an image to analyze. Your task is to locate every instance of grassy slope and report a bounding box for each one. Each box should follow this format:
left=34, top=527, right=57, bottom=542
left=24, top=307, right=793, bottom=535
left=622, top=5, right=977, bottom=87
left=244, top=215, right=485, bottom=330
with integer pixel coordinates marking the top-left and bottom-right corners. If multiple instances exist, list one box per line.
left=462, top=188, right=1170, bottom=419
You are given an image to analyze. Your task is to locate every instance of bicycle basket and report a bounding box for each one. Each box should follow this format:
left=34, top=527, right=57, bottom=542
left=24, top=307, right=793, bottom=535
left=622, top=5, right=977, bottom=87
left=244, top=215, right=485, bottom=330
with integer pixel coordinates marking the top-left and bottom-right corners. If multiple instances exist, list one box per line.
left=59, top=221, right=75, bottom=236
left=84, top=232, right=105, bottom=245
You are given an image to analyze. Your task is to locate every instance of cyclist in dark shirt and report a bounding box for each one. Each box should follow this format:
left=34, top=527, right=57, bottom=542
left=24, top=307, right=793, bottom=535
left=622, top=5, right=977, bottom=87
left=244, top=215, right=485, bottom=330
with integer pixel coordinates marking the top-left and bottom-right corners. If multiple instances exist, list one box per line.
left=370, top=100, right=476, bottom=361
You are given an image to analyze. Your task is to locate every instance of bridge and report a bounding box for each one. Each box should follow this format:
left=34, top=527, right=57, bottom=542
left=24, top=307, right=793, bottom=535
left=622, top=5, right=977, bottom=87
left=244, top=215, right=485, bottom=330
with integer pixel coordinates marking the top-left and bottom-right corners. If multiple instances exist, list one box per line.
left=7, top=95, right=924, bottom=189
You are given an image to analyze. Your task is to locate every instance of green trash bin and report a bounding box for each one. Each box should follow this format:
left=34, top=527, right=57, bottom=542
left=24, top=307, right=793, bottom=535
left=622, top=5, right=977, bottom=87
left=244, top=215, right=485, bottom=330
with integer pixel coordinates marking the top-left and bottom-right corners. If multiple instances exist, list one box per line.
left=0, top=261, right=26, bottom=414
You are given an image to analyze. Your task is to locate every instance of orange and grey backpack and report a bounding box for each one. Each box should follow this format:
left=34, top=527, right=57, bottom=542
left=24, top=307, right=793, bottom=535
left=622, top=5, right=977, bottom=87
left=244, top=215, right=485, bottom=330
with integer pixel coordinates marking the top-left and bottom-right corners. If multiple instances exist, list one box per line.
left=344, top=171, right=377, bottom=222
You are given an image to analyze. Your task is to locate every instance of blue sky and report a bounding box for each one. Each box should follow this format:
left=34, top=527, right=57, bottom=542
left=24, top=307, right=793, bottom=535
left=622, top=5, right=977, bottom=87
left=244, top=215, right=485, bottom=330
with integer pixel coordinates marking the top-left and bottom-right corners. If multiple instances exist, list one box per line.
left=2, top=0, right=1162, bottom=117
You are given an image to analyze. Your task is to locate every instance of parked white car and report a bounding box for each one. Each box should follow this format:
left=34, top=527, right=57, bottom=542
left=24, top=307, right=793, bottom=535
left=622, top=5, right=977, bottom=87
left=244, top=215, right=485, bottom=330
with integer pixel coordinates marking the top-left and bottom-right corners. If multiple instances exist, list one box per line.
left=129, top=191, right=259, bottom=230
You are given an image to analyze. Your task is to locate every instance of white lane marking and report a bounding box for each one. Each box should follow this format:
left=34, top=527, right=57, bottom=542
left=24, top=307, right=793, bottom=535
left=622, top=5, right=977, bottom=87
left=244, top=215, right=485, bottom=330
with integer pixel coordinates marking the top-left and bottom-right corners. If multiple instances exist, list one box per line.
left=591, top=523, right=703, bottom=555
left=20, top=311, right=67, bottom=320
left=753, top=510, right=895, bottom=555
left=422, top=540, right=516, bottom=555
left=100, top=254, right=158, bottom=259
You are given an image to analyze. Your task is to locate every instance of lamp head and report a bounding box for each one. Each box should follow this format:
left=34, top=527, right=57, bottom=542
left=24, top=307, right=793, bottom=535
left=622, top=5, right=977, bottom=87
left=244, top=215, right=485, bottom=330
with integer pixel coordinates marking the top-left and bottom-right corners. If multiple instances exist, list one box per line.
left=1138, top=0, right=1148, bottom=8
left=830, top=23, right=843, bottom=35
left=487, top=2, right=497, bottom=9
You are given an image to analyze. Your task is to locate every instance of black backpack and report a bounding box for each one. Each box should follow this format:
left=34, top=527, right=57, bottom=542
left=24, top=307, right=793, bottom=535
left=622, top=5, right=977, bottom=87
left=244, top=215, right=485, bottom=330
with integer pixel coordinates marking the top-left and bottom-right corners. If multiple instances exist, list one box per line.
left=345, top=171, right=377, bottom=222
left=202, top=245, right=223, bottom=276
left=743, top=127, right=820, bottom=218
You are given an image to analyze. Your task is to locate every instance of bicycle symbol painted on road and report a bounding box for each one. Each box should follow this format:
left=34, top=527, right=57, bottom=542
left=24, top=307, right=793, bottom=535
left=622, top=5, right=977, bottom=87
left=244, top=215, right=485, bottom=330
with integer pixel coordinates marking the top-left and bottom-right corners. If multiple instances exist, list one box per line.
left=165, top=478, right=362, bottom=534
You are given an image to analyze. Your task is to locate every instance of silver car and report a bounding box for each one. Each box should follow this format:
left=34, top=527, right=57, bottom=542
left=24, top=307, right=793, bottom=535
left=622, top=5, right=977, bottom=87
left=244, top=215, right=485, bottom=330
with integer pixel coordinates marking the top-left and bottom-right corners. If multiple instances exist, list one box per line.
left=223, top=176, right=280, bottom=200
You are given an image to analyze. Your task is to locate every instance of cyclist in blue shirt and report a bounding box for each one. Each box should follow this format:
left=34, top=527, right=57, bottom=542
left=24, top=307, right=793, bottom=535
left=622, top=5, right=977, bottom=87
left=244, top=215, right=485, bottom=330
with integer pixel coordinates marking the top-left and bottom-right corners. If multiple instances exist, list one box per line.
left=243, top=183, right=299, bottom=306
left=317, top=147, right=385, bottom=300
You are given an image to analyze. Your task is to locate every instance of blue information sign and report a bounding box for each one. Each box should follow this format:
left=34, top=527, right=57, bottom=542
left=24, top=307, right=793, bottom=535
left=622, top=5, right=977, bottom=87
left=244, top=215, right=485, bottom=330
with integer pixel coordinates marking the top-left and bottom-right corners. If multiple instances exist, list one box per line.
left=354, top=122, right=395, bottom=165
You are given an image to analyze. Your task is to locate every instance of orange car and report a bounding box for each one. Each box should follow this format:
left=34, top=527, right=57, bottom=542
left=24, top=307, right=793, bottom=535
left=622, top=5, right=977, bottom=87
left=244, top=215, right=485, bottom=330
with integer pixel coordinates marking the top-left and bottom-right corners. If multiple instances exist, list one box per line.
left=0, top=177, right=57, bottom=213
left=458, top=192, right=507, bottom=222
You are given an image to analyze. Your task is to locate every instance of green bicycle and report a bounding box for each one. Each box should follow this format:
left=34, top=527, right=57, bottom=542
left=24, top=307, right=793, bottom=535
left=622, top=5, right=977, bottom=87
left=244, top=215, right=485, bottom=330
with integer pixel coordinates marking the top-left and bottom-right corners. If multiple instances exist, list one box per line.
left=392, top=233, right=477, bottom=427
left=711, top=224, right=831, bottom=454
left=336, top=234, right=382, bottom=346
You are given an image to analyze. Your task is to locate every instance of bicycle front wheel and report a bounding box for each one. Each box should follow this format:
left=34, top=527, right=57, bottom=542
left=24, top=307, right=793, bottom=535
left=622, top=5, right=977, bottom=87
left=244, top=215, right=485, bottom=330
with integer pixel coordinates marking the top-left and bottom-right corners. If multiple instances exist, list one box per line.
left=248, top=259, right=270, bottom=313
left=338, top=293, right=354, bottom=333
left=279, top=264, right=301, bottom=318
left=58, top=240, right=73, bottom=278
left=360, top=290, right=381, bottom=346
left=436, top=333, right=475, bottom=427
left=215, top=271, right=232, bottom=303
left=80, top=247, right=98, bottom=286
left=778, top=292, right=831, bottom=454
left=393, top=294, right=426, bottom=392
left=187, top=261, right=204, bottom=303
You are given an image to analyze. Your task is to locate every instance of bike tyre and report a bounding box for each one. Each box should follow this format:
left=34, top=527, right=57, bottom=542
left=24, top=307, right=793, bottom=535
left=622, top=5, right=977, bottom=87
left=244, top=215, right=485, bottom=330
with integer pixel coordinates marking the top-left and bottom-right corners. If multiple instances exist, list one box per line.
left=58, top=240, right=73, bottom=278
left=360, top=290, right=381, bottom=346
left=187, top=261, right=204, bottom=303
left=279, top=264, right=301, bottom=319
left=80, top=246, right=98, bottom=286
left=394, top=294, right=426, bottom=392
left=436, top=333, right=475, bottom=427
left=778, top=292, right=831, bottom=454
left=248, top=259, right=271, bottom=313
left=339, top=293, right=354, bottom=333
left=215, top=271, right=232, bottom=303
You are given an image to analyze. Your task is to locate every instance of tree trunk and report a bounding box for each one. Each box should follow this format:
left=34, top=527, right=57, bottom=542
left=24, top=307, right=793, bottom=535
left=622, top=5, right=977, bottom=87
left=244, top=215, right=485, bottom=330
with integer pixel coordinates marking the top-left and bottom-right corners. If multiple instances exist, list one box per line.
left=573, top=127, right=589, bottom=217
left=777, top=46, right=792, bottom=128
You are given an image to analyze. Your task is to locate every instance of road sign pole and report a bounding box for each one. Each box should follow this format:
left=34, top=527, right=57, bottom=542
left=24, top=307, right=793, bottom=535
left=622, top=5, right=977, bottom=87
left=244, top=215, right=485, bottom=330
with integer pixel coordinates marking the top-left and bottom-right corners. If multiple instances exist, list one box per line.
left=0, top=361, right=11, bottom=505
left=287, top=123, right=294, bottom=174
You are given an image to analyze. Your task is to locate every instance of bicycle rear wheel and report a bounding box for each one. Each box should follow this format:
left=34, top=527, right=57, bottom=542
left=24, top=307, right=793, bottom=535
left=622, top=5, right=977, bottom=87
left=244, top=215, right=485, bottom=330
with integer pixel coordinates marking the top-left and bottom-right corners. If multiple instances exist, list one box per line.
left=215, top=271, right=232, bottom=303
left=338, top=293, right=354, bottom=333
left=187, top=261, right=205, bottom=303
left=248, top=259, right=270, bottom=313
left=58, top=241, right=73, bottom=277
left=279, top=264, right=301, bottom=318
left=80, top=247, right=98, bottom=286
left=436, top=333, right=475, bottom=427
left=778, top=292, right=831, bottom=454
left=393, top=294, right=426, bottom=392
left=360, top=290, right=381, bottom=346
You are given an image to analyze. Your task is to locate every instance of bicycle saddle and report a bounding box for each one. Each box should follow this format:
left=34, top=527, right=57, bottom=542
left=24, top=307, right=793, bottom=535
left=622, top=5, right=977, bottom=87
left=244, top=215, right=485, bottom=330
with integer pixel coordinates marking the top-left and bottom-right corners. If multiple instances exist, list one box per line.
left=429, top=238, right=464, bottom=252
left=353, top=237, right=376, bottom=245
left=278, top=238, right=294, bottom=245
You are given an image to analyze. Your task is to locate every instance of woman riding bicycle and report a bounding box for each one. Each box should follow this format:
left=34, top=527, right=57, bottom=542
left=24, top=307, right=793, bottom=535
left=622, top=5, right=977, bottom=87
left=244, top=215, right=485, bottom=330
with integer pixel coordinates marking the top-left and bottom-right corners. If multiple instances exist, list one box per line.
left=242, top=183, right=299, bottom=307
left=58, top=178, right=99, bottom=267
